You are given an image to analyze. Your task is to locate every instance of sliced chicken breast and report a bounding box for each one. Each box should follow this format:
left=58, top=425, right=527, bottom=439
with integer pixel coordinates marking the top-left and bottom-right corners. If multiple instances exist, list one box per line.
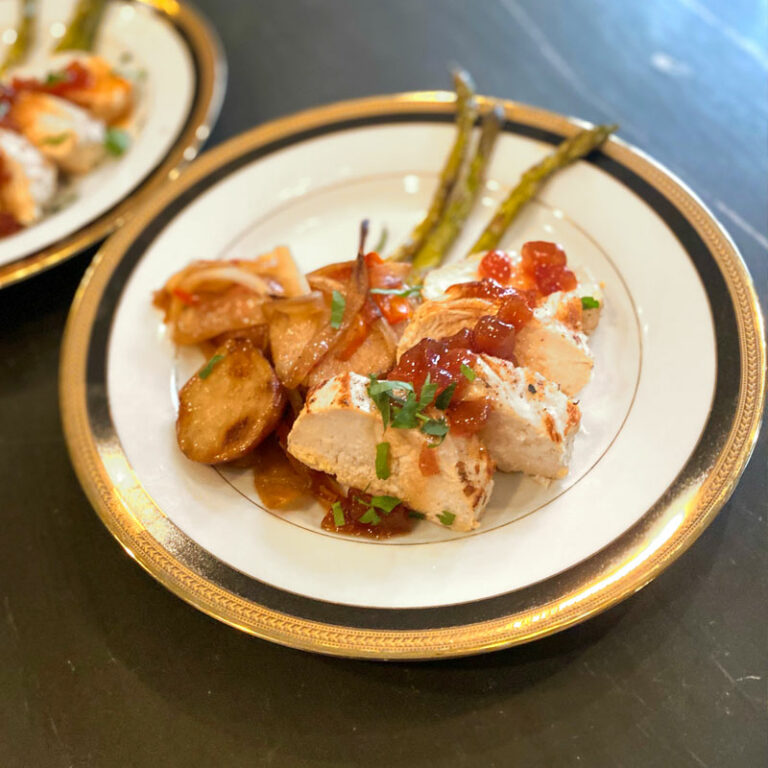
left=422, top=252, right=605, bottom=334
left=0, top=128, right=56, bottom=224
left=58, top=55, right=133, bottom=124
left=467, top=355, right=581, bottom=479
left=287, top=372, right=494, bottom=531
left=396, top=297, right=594, bottom=395
left=10, top=91, right=106, bottom=174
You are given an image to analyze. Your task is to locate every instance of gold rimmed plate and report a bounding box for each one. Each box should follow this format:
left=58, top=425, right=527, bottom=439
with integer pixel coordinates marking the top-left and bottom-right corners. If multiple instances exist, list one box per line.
left=0, top=0, right=226, bottom=288
left=60, top=93, right=765, bottom=659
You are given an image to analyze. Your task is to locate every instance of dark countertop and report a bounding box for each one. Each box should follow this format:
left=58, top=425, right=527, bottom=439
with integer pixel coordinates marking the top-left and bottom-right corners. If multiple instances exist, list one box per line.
left=1, top=1, right=765, bottom=766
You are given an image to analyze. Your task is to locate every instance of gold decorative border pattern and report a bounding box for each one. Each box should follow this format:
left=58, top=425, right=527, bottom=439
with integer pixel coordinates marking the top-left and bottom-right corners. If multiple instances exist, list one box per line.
left=0, top=0, right=226, bottom=289
left=60, top=94, right=766, bottom=659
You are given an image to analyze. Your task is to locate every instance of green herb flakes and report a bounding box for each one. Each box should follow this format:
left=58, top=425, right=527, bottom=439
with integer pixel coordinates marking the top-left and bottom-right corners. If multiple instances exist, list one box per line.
left=581, top=296, right=600, bottom=309
left=437, top=510, right=456, bottom=527
left=198, top=353, right=225, bottom=380
left=370, top=495, right=400, bottom=514
left=359, top=507, right=381, bottom=525
left=460, top=363, right=476, bottom=381
left=105, top=127, right=130, bottom=156
left=330, top=290, right=346, bottom=328
left=41, top=132, right=70, bottom=146
left=375, top=442, right=390, bottom=480
left=331, top=501, right=345, bottom=528
left=434, top=382, right=457, bottom=410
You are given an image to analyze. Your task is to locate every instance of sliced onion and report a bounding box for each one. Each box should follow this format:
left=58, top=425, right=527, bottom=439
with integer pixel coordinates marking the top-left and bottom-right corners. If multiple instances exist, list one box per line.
left=263, top=290, right=326, bottom=317
left=178, top=266, right=278, bottom=297
left=371, top=316, right=398, bottom=358
left=282, top=253, right=369, bottom=389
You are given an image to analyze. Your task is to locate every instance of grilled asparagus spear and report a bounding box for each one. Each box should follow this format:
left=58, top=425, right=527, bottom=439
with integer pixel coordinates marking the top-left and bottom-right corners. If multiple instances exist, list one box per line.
left=409, top=105, right=503, bottom=280
left=0, top=0, right=37, bottom=75
left=389, top=69, right=478, bottom=263
left=470, top=123, right=617, bottom=254
left=54, top=0, right=108, bottom=52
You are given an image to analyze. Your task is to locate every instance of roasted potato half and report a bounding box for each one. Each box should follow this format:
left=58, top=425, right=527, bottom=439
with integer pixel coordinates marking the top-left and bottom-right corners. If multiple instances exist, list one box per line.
left=177, top=339, right=286, bottom=464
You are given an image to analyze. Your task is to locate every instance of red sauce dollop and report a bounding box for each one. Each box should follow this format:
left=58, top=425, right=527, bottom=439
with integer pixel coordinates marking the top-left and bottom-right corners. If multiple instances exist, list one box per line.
left=320, top=489, right=413, bottom=538
left=448, top=399, right=491, bottom=437
left=520, top=241, right=578, bottom=294
left=11, top=61, right=93, bottom=97
left=388, top=327, right=498, bottom=441
left=388, top=331, right=477, bottom=399
left=478, top=250, right=512, bottom=282
left=419, top=443, right=440, bottom=475
left=471, top=315, right=517, bottom=362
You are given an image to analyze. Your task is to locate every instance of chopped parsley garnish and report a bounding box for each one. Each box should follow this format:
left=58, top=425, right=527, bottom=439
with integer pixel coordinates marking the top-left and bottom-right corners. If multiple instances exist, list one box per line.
left=198, top=353, right=225, bottom=380
left=435, top=381, right=457, bottom=410
left=105, top=127, right=130, bottom=156
left=369, top=285, right=422, bottom=297
left=370, top=495, right=400, bottom=514
left=330, top=290, right=346, bottom=328
left=45, top=71, right=69, bottom=85
left=460, top=363, right=476, bottom=382
left=408, top=511, right=426, bottom=520
left=359, top=507, right=381, bottom=525
left=367, top=375, right=449, bottom=445
left=352, top=494, right=401, bottom=526
left=368, top=376, right=413, bottom=427
left=390, top=391, right=421, bottom=429
left=437, top=510, right=456, bottom=527
left=375, top=442, right=390, bottom=479
left=581, top=296, right=600, bottom=309
left=331, top=501, right=345, bottom=528
left=418, top=374, right=437, bottom=409
left=420, top=417, right=449, bottom=442
left=41, top=132, right=70, bottom=146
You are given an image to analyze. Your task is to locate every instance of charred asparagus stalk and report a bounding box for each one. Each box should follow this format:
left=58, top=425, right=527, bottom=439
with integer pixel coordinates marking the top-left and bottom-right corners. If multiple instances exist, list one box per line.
left=469, top=123, right=617, bottom=255
left=0, top=0, right=37, bottom=75
left=54, top=0, right=108, bottom=52
left=409, top=104, right=503, bottom=280
left=388, top=69, right=478, bottom=263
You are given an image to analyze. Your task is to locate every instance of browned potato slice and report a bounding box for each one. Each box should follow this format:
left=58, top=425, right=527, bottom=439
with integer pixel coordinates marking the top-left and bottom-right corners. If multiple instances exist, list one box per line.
left=250, top=246, right=309, bottom=297
left=211, top=324, right=270, bottom=351
left=268, top=304, right=328, bottom=385
left=307, top=320, right=397, bottom=387
left=173, top=287, right=267, bottom=345
left=177, top=339, right=286, bottom=464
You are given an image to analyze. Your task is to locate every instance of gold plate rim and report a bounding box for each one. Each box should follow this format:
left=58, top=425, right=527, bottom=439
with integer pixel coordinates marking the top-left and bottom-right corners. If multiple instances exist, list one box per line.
left=0, top=0, right=227, bottom=290
left=60, top=92, right=766, bottom=660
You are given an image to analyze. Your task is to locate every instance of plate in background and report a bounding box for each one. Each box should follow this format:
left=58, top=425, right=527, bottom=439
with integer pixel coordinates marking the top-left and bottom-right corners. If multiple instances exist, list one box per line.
left=59, top=93, right=765, bottom=659
left=0, top=0, right=226, bottom=288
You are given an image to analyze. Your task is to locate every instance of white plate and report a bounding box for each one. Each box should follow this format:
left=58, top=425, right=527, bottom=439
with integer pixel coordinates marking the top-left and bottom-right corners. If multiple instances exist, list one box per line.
left=0, top=0, right=225, bottom=287
left=60, top=94, right=766, bottom=658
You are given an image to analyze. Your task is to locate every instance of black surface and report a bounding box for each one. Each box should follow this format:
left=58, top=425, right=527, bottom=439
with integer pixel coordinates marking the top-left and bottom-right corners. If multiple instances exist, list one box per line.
left=1, top=1, right=766, bottom=766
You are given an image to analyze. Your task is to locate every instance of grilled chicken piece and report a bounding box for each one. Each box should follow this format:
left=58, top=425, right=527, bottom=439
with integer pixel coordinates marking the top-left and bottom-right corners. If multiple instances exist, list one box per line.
left=397, top=297, right=594, bottom=396
left=287, top=372, right=494, bottom=531
left=467, top=355, right=581, bottom=479
left=537, top=288, right=603, bottom=334
left=422, top=251, right=604, bottom=334
left=58, top=55, right=133, bottom=124
left=0, top=128, right=56, bottom=224
left=10, top=91, right=106, bottom=173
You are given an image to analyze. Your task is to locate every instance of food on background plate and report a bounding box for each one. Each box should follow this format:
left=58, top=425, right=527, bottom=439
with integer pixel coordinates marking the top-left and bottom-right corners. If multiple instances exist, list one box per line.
left=0, top=0, right=141, bottom=238
left=152, top=72, right=615, bottom=537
